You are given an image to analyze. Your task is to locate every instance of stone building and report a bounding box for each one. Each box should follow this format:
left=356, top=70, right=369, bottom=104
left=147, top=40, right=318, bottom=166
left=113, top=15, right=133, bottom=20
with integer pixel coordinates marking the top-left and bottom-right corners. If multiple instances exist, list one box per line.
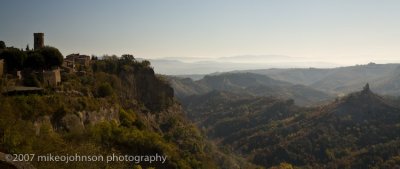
left=43, top=68, right=61, bottom=87
left=34, top=33, right=44, bottom=50
left=65, top=53, right=91, bottom=67
left=61, top=60, right=75, bottom=73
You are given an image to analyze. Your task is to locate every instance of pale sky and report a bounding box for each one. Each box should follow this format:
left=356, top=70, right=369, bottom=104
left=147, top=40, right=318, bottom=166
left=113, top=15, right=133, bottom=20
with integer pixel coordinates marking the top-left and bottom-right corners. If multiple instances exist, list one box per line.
left=1, top=0, right=400, bottom=65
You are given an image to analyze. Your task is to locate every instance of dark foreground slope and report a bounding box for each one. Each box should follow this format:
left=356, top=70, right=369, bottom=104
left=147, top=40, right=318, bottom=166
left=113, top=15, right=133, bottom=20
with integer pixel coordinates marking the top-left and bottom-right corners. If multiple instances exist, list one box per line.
left=0, top=57, right=259, bottom=169
left=182, top=85, right=400, bottom=169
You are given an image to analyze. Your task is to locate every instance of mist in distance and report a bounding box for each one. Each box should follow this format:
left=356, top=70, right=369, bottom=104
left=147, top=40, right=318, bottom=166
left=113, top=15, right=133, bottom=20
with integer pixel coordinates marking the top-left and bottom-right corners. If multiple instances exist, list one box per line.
left=148, top=54, right=400, bottom=75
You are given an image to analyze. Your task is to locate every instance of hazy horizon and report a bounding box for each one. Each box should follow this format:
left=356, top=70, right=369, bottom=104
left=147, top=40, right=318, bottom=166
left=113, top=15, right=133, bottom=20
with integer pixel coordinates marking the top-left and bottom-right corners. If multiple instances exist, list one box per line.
left=2, top=0, right=400, bottom=68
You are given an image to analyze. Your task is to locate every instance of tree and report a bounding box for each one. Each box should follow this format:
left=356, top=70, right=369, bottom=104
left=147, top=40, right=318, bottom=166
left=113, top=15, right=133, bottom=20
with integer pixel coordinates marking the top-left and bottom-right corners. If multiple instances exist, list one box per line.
left=91, top=55, right=98, bottom=60
left=38, top=46, right=63, bottom=69
left=121, top=54, right=135, bottom=62
left=142, top=60, right=151, bottom=67
left=25, top=44, right=30, bottom=51
left=0, top=48, right=27, bottom=72
left=97, top=82, right=113, bottom=97
left=25, top=51, right=45, bottom=70
left=0, top=41, right=5, bottom=49
left=22, top=71, right=41, bottom=87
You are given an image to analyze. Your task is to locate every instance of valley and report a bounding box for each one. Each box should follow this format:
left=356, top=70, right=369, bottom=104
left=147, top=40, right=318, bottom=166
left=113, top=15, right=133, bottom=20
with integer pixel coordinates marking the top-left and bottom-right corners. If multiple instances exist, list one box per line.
left=3, top=1, right=400, bottom=168
left=169, top=63, right=400, bottom=168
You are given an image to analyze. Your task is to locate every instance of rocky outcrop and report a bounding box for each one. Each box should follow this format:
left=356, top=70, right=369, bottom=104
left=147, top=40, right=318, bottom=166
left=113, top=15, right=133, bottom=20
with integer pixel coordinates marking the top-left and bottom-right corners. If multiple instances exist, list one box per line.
left=37, top=107, right=119, bottom=133
left=120, top=68, right=174, bottom=112
left=80, top=107, right=120, bottom=125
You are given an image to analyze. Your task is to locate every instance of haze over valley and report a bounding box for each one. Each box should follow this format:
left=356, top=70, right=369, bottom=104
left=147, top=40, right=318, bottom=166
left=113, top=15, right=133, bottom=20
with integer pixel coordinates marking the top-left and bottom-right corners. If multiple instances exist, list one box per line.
left=1, top=1, right=400, bottom=169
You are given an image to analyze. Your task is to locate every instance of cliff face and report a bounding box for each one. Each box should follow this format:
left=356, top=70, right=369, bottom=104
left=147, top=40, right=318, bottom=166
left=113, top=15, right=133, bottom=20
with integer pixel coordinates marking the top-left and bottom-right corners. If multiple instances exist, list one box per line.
left=47, top=107, right=120, bottom=133
left=0, top=58, right=248, bottom=169
left=119, top=67, right=174, bottom=112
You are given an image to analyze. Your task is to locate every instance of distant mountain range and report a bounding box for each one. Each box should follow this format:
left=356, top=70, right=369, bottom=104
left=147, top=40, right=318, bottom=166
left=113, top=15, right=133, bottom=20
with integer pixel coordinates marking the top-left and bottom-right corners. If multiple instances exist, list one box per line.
left=168, top=72, right=332, bottom=106
left=238, top=63, right=400, bottom=96
left=171, top=63, right=400, bottom=97
left=147, top=55, right=342, bottom=75
left=181, top=85, right=400, bottom=168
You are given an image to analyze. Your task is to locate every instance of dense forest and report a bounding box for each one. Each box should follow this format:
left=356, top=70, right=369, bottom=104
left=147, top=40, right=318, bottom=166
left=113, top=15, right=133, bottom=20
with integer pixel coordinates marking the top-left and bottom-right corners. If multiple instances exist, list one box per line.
left=181, top=85, right=400, bottom=169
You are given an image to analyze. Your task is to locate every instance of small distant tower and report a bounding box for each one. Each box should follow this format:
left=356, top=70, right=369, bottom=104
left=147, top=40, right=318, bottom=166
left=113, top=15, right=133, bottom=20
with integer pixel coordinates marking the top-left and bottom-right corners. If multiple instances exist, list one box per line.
left=34, top=33, right=44, bottom=50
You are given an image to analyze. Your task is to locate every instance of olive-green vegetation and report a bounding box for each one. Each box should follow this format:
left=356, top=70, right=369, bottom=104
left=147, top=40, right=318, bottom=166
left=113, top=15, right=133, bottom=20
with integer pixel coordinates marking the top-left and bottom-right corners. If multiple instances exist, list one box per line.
left=182, top=86, right=400, bottom=169
left=25, top=51, right=45, bottom=70
left=0, top=55, right=259, bottom=169
left=37, top=46, right=63, bottom=69
left=0, top=46, right=63, bottom=73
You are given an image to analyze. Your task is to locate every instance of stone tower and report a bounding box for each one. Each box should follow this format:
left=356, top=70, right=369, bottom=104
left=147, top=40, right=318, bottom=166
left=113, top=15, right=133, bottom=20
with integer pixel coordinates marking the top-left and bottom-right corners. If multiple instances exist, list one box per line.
left=34, top=33, right=44, bottom=50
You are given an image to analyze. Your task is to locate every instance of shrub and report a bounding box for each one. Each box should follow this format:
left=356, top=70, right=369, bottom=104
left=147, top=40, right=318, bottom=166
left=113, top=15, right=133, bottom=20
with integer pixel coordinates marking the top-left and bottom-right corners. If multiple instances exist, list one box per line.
left=97, top=83, right=113, bottom=97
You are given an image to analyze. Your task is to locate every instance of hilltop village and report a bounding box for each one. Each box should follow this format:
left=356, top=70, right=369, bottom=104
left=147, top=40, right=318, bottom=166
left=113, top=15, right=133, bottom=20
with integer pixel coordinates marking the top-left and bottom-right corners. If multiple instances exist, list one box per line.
left=0, top=33, right=215, bottom=169
left=0, top=33, right=91, bottom=94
